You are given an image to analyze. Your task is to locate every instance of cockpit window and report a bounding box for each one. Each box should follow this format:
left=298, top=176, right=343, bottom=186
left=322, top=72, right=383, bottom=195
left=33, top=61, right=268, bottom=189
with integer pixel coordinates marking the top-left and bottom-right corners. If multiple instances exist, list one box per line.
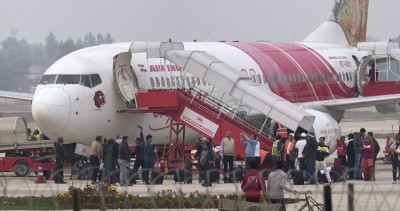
left=39, top=75, right=57, bottom=84
left=56, top=75, right=80, bottom=84
left=80, top=75, right=91, bottom=87
left=91, top=74, right=102, bottom=87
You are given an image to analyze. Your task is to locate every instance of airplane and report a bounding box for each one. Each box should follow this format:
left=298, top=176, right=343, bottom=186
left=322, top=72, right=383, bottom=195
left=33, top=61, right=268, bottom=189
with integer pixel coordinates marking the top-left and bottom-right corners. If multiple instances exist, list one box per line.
left=1, top=0, right=400, bottom=155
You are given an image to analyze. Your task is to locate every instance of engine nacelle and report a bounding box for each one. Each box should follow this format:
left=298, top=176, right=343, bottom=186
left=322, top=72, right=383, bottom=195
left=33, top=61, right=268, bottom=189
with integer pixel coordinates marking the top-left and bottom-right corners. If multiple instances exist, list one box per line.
left=305, top=109, right=342, bottom=153
left=376, top=104, right=400, bottom=114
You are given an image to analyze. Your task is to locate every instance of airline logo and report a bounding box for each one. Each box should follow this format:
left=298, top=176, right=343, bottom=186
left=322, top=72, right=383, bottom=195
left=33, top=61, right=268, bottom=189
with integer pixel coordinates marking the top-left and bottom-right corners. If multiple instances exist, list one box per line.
left=180, top=107, right=218, bottom=137
left=94, top=90, right=106, bottom=108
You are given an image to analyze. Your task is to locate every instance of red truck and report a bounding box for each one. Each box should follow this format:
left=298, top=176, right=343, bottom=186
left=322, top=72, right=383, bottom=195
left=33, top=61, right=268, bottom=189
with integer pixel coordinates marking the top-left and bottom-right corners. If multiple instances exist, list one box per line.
left=0, top=116, right=55, bottom=178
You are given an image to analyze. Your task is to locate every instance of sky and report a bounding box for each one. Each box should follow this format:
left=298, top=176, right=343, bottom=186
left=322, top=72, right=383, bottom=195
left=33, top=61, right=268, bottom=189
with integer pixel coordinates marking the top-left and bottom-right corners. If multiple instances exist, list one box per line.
left=0, top=0, right=399, bottom=44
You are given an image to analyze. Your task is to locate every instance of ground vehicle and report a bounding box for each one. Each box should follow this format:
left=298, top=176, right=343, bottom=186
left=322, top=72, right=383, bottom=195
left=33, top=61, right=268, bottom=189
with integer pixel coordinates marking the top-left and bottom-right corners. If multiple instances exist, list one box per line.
left=0, top=116, right=55, bottom=177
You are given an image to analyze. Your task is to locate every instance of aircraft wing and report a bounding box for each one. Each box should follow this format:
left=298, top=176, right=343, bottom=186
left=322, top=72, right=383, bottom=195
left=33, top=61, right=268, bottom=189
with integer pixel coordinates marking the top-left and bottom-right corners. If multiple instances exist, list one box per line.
left=0, top=91, right=33, bottom=102
left=317, top=94, right=400, bottom=110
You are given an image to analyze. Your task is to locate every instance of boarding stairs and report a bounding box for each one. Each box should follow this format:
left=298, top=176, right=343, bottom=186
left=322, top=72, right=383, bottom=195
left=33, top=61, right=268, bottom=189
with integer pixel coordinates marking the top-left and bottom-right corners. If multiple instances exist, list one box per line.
left=120, top=86, right=275, bottom=161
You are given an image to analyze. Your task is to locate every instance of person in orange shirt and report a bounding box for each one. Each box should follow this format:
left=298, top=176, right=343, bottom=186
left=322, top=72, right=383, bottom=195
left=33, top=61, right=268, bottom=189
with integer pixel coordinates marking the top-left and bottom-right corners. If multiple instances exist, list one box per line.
left=283, top=133, right=297, bottom=175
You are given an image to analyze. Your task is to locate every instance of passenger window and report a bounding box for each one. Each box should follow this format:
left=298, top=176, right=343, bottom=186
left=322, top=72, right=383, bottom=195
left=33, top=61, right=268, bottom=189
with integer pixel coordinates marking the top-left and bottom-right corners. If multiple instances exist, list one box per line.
left=150, top=77, right=155, bottom=88
left=263, top=75, right=267, bottom=84
left=346, top=72, right=349, bottom=81
left=161, top=77, right=165, bottom=87
left=191, top=76, right=196, bottom=86
left=80, top=75, right=91, bottom=88
left=171, top=77, right=176, bottom=87
left=257, top=74, right=262, bottom=84
left=39, top=75, right=56, bottom=84
left=91, top=74, right=102, bottom=87
left=196, top=77, right=200, bottom=86
left=166, top=77, right=171, bottom=87
left=56, top=75, right=80, bottom=84
left=155, top=77, right=160, bottom=87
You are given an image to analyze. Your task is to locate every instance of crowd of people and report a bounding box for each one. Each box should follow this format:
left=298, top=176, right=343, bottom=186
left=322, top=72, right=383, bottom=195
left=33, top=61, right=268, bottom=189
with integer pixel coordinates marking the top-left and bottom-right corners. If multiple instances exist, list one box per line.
left=50, top=126, right=400, bottom=207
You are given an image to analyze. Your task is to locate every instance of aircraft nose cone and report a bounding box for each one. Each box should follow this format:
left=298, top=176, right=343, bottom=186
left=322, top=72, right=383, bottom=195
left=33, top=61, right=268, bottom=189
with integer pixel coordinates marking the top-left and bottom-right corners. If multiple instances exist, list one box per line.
left=32, top=88, right=71, bottom=136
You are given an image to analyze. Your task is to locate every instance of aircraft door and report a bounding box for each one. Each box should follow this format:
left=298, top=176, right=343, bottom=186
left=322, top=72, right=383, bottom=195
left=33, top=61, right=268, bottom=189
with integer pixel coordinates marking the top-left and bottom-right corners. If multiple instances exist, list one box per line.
left=113, top=52, right=139, bottom=106
left=356, top=55, right=371, bottom=96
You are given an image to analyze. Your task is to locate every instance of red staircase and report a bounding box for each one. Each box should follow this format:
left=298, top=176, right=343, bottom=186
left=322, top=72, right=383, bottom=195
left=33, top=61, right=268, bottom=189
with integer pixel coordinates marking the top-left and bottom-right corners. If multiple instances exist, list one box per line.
left=120, top=87, right=274, bottom=161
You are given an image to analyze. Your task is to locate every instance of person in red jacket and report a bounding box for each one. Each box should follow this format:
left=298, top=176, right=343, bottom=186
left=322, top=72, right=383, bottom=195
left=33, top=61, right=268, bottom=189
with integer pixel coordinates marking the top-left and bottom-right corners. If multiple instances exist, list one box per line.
left=241, top=160, right=267, bottom=203
left=362, top=136, right=375, bottom=181
left=336, top=136, right=347, bottom=166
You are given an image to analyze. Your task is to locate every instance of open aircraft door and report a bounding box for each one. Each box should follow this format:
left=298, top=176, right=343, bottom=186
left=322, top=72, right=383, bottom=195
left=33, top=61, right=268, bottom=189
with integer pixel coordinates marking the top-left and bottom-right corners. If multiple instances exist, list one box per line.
left=356, top=55, right=371, bottom=96
left=113, top=51, right=139, bottom=107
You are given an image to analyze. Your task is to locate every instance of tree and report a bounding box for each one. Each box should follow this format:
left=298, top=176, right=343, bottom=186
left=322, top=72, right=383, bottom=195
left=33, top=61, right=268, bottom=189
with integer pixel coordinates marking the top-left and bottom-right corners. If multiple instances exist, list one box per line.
left=83, top=32, right=96, bottom=47
left=45, top=32, right=60, bottom=66
left=104, top=33, right=114, bottom=44
left=96, top=33, right=104, bottom=45
left=0, top=37, right=31, bottom=91
left=59, top=38, right=77, bottom=57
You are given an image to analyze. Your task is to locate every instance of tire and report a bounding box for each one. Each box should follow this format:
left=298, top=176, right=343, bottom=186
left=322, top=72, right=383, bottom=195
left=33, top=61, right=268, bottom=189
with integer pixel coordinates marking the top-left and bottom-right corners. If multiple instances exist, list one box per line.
left=14, top=160, right=31, bottom=177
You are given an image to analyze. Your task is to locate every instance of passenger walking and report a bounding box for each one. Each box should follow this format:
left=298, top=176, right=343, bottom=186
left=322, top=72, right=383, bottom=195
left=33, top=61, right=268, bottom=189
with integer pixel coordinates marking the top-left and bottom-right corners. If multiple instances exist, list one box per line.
left=272, top=135, right=283, bottom=162
left=143, top=134, right=155, bottom=185
left=118, top=136, right=131, bottom=186
left=295, top=133, right=308, bottom=177
left=388, top=137, right=400, bottom=184
left=54, top=137, right=66, bottom=184
left=132, top=126, right=146, bottom=184
left=361, top=136, right=375, bottom=181
left=336, top=136, right=347, bottom=166
left=353, top=128, right=366, bottom=180
left=283, top=133, right=296, bottom=174
left=346, top=133, right=355, bottom=180
left=220, top=131, right=235, bottom=183
left=90, top=135, right=103, bottom=184
left=303, top=134, right=317, bottom=184
left=200, top=140, right=216, bottom=187
left=267, top=161, right=297, bottom=210
left=103, top=138, right=116, bottom=184
left=240, top=133, right=258, bottom=164
left=241, top=160, right=266, bottom=203
left=196, top=137, right=205, bottom=183
left=315, top=137, right=332, bottom=184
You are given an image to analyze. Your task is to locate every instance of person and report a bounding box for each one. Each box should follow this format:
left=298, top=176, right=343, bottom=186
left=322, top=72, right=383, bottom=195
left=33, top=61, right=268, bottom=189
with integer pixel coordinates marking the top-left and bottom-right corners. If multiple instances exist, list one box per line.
left=240, top=133, right=258, bottom=164
left=283, top=133, right=296, bottom=174
left=27, top=128, right=33, bottom=141
left=115, top=135, right=122, bottom=144
left=118, top=136, right=131, bottom=186
left=303, top=134, right=317, bottom=184
left=200, top=140, right=216, bottom=187
left=336, top=136, right=347, bottom=166
left=255, top=140, right=260, bottom=168
left=32, top=130, right=40, bottom=141
left=267, top=161, right=297, bottom=210
left=272, top=135, right=283, bottom=162
left=388, top=137, right=400, bottom=184
left=353, top=128, right=365, bottom=180
left=346, top=133, right=355, bottom=180
left=241, top=160, right=266, bottom=203
left=315, top=137, right=332, bottom=184
left=132, top=126, right=146, bottom=184
left=90, top=135, right=103, bottom=184
left=259, top=148, right=274, bottom=179
left=367, top=132, right=380, bottom=163
left=196, top=137, right=205, bottom=183
left=113, top=136, right=120, bottom=182
left=220, top=131, right=235, bottom=183
left=54, top=137, right=66, bottom=184
left=102, top=138, right=116, bottom=184
left=361, top=136, right=375, bottom=181
left=295, top=133, right=308, bottom=178
left=368, top=63, right=378, bottom=83
left=143, top=134, right=155, bottom=185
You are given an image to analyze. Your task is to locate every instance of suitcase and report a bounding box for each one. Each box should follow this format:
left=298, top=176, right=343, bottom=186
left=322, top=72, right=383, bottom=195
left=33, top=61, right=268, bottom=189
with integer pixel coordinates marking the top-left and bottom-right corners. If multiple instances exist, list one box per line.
left=334, top=158, right=341, bottom=167
left=331, top=166, right=346, bottom=182
left=151, top=170, right=164, bottom=184
left=209, top=168, right=220, bottom=183
left=293, top=170, right=304, bottom=185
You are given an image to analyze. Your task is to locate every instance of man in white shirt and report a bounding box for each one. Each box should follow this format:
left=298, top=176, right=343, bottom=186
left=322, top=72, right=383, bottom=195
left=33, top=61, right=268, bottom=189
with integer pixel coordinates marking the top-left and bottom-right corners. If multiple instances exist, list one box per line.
left=295, top=133, right=307, bottom=175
